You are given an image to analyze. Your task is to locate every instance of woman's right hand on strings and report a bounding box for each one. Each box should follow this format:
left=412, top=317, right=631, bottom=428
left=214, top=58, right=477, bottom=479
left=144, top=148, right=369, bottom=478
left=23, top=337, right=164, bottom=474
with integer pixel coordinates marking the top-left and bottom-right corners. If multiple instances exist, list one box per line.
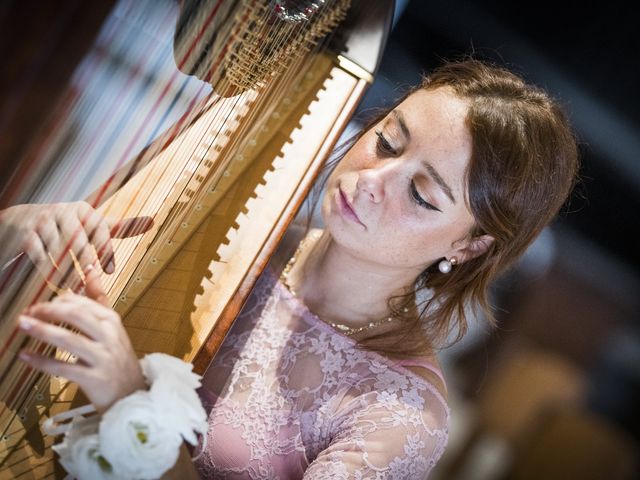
left=18, top=267, right=147, bottom=414
left=0, top=201, right=153, bottom=285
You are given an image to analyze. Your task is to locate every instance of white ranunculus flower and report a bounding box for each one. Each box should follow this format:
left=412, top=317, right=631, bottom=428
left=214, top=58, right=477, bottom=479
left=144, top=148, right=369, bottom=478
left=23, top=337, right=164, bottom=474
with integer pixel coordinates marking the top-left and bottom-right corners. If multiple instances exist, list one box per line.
left=52, top=415, right=116, bottom=480
left=150, top=376, right=208, bottom=445
left=99, top=390, right=183, bottom=479
left=140, top=353, right=202, bottom=389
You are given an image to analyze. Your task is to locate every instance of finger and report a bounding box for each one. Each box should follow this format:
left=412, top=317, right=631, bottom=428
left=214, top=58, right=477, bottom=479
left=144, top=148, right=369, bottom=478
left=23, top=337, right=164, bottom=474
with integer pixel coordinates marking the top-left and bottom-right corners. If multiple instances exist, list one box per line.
left=49, top=252, right=84, bottom=292
left=22, top=231, right=56, bottom=276
left=34, top=217, right=64, bottom=267
left=84, top=267, right=109, bottom=306
left=71, top=260, right=100, bottom=294
left=108, top=216, right=154, bottom=239
left=53, top=290, right=114, bottom=315
left=35, top=215, right=80, bottom=289
left=19, top=349, right=90, bottom=386
left=29, top=298, right=108, bottom=340
left=58, top=214, right=98, bottom=271
left=80, top=206, right=115, bottom=274
left=74, top=244, right=101, bottom=279
left=18, top=315, right=99, bottom=365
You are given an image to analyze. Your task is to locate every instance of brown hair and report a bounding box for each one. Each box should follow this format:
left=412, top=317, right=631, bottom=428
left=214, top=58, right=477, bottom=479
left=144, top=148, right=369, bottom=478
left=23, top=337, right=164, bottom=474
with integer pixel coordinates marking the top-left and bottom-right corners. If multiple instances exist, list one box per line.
left=358, top=59, right=580, bottom=357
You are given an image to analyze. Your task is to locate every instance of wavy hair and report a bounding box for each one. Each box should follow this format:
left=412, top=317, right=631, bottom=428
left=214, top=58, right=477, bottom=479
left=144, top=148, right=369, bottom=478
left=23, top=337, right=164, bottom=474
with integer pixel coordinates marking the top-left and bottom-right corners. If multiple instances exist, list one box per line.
left=352, top=59, right=580, bottom=356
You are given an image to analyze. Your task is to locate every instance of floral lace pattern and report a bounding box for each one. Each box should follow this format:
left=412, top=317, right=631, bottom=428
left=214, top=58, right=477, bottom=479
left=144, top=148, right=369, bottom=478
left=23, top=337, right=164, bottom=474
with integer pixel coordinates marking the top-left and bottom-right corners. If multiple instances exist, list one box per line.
left=195, top=270, right=449, bottom=479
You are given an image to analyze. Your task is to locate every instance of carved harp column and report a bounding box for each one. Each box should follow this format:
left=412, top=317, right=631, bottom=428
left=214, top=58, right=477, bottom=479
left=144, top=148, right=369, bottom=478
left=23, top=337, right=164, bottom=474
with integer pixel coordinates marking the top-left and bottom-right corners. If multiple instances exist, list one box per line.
left=0, top=0, right=394, bottom=477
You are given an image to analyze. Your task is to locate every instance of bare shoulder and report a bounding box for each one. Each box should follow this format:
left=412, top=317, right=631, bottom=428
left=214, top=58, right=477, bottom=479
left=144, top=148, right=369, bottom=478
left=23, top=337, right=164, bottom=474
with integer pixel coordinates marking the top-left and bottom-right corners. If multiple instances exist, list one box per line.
left=402, top=357, right=448, bottom=403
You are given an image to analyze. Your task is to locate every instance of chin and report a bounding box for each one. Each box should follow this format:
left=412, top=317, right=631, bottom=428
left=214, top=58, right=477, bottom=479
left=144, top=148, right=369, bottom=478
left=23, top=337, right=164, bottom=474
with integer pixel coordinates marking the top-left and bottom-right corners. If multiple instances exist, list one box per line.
left=325, top=221, right=384, bottom=268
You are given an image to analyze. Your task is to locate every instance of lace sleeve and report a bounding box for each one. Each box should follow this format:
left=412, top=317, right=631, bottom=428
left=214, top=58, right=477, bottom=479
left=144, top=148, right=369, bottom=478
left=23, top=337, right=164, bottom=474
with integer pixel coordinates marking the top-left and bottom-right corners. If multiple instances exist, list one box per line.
left=302, top=388, right=449, bottom=479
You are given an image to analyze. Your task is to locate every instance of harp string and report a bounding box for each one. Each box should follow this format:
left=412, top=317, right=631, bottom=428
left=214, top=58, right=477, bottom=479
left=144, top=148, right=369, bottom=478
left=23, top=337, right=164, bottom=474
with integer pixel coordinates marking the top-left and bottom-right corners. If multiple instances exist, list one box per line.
left=0, top=0, right=350, bottom=444
left=1, top=0, right=278, bottom=414
left=96, top=0, right=346, bottom=301
left=0, top=1, right=239, bottom=430
left=156, top=0, right=348, bottom=252
left=0, top=0, right=231, bottom=430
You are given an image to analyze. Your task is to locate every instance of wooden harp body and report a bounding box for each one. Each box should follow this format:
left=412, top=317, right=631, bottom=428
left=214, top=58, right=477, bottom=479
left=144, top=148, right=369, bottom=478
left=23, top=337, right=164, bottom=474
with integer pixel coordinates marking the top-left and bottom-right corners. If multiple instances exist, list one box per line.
left=0, top=0, right=394, bottom=477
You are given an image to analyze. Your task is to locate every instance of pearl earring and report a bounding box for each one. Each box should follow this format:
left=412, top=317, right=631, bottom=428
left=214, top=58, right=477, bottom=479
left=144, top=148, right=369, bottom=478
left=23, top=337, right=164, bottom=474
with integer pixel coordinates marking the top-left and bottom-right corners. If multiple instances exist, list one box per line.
left=438, top=257, right=458, bottom=274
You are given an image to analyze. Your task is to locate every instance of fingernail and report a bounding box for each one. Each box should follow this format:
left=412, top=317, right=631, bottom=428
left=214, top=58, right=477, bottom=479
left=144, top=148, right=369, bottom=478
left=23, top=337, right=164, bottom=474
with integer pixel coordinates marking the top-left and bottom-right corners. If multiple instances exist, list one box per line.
left=18, top=316, right=33, bottom=331
left=105, top=258, right=115, bottom=274
left=19, top=351, right=31, bottom=361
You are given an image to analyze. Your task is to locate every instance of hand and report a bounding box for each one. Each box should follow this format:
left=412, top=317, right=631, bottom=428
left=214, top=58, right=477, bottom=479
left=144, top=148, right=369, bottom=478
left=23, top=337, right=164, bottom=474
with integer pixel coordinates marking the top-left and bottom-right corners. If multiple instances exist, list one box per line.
left=18, top=268, right=146, bottom=413
left=0, top=201, right=153, bottom=287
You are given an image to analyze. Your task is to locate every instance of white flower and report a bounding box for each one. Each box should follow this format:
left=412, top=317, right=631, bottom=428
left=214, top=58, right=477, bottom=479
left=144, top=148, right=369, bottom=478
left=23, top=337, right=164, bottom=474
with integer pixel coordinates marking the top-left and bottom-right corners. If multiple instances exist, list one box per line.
left=99, top=390, right=183, bottom=479
left=49, top=354, right=209, bottom=480
left=140, top=353, right=202, bottom=390
left=53, top=417, right=117, bottom=480
left=308, top=333, right=330, bottom=354
left=329, top=334, right=350, bottom=351
left=404, top=432, right=426, bottom=457
left=150, top=375, right=208, bottom=445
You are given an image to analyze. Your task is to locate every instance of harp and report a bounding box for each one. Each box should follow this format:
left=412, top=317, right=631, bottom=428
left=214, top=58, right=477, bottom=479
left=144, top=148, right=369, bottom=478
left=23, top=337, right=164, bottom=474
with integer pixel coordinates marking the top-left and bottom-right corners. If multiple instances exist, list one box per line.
left=0, top=0, right=393, bottom=477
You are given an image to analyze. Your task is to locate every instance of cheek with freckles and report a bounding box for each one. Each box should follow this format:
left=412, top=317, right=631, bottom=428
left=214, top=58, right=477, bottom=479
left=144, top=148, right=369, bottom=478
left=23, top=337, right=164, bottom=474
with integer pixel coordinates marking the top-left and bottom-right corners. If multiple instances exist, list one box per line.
left=323, top=192, right=475, bottom=271
left=320, top=143, right=474, bottom=268
left=361, top=220, right=443, bottom=269
left=321, top=204, right=427, bottom=269
left=332, top=135, right=376, bottom=176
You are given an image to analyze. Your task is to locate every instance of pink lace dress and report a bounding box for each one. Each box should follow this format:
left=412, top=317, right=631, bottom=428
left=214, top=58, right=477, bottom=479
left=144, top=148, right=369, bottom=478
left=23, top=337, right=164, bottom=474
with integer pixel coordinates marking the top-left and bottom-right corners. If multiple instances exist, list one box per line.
left=195, top=270, right=449, bottom=479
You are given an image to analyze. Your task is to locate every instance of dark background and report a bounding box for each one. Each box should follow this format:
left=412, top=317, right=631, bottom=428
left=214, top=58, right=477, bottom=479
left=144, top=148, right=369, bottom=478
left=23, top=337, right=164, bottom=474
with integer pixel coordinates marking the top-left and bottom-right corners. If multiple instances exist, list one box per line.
left=364, top=0, right=640, bottom=282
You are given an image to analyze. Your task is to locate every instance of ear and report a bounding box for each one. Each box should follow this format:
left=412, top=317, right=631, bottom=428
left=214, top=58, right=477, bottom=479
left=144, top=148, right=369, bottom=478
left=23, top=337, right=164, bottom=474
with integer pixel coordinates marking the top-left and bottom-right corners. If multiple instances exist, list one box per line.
left=451, top=234, right=494, bottom=264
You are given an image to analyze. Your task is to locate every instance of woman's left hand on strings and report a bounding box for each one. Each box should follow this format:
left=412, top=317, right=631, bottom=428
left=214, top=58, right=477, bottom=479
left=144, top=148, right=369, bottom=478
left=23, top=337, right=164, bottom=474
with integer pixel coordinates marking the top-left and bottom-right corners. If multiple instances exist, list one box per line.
left=0, top=202, right=154, bottom=289
left=18, top=268, right=146, bottom=414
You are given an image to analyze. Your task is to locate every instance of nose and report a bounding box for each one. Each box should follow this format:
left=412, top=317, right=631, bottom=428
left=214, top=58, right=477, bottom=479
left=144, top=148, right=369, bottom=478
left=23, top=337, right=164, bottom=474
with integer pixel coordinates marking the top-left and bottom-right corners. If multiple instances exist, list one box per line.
left=356, top=163, right=393, bottom=203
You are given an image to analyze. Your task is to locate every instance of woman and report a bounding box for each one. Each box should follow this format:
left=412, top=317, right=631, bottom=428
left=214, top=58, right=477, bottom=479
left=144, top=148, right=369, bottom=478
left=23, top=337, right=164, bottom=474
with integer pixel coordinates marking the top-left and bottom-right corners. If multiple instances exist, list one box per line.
left=17, top=59, right=579, bottom=479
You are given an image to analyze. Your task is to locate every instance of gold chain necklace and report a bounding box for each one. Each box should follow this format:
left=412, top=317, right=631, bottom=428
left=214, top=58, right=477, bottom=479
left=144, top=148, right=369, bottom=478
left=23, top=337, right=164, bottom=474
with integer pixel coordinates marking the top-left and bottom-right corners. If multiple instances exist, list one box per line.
left=280, top=232, right=396, bottom=337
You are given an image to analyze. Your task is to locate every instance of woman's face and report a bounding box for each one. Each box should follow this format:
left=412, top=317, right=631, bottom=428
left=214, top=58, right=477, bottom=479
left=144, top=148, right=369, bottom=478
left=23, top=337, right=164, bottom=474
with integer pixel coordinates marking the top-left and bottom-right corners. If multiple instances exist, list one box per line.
left=321, top=87, right=477, bottom=274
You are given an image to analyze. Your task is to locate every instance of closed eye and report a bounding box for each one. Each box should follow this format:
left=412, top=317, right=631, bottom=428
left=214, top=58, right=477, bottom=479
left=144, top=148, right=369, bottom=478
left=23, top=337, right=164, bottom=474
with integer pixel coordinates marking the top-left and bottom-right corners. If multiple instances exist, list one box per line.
left=410, top=180, right=441, bottom=212
left=375, top=130, right=397, bottom=155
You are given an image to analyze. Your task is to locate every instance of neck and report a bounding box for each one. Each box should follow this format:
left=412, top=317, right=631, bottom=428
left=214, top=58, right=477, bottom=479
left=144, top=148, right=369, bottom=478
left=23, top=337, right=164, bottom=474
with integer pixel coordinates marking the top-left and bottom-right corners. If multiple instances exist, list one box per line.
left=290, top=230, right=419, bottom=328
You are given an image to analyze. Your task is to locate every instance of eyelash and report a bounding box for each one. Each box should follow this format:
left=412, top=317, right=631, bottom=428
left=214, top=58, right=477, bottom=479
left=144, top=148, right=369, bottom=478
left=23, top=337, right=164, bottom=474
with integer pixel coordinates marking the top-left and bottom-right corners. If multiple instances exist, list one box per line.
left=410, top=180, right=440, bottom=211
left=375, top=130, right=440, bottom=213
left=375, top=130, right=397, bottom=155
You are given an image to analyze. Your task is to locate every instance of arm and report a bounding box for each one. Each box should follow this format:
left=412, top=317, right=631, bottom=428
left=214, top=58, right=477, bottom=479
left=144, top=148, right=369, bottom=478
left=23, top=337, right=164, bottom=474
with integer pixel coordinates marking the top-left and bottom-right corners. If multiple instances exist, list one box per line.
left=19, top=269, right=204, bottom=479
left=303, top=390, right=449, bottom=479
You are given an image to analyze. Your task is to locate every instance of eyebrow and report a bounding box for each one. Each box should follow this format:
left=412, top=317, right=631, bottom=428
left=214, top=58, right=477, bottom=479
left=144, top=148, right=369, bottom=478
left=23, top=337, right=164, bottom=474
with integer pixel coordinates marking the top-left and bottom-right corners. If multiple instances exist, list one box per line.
left=422, top=160, right=456, bottom=204
left=389, top=110, right=456, bottom=205
left=391, top=110, right=411, bottom=141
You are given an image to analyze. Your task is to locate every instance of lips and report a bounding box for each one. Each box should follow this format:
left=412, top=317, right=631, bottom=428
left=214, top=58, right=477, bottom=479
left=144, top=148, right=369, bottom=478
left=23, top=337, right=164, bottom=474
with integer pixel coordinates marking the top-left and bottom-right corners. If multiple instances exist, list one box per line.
left=337, top=187, right=365, bottom=227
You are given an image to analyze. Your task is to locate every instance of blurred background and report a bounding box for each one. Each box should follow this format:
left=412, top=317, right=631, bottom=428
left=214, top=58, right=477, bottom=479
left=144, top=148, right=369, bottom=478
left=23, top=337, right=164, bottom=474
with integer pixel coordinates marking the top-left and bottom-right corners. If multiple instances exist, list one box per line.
left=2, top=1, right=639, bottom=478
left=359, top=1, right=640, bottom=479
